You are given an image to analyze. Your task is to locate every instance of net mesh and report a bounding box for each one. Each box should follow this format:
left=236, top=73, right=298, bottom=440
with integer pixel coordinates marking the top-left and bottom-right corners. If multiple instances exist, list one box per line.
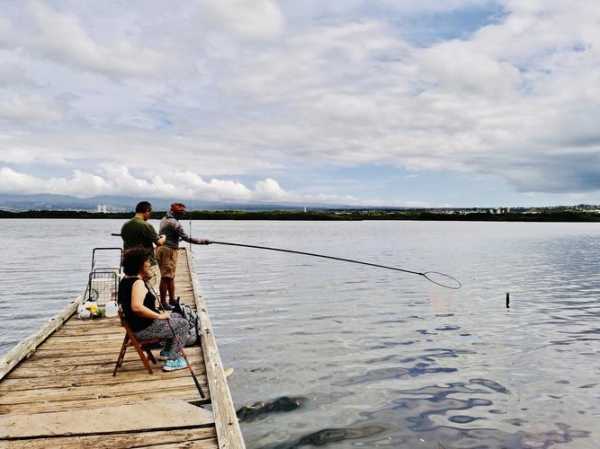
left=423, top=271, right=462, bottom=289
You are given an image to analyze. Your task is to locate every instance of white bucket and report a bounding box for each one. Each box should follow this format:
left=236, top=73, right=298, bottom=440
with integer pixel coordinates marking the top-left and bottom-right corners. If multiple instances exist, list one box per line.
left=105, top=301, right=118, bottom=318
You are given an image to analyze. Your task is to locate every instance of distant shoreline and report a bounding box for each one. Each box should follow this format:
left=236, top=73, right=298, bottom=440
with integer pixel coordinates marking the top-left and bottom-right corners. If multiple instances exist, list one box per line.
left=2, top=209, right=600, bottom=222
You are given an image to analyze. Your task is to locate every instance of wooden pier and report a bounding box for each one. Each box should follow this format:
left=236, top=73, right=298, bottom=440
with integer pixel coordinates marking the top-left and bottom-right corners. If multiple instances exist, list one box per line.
left=0, top=248, right=245, bottom=449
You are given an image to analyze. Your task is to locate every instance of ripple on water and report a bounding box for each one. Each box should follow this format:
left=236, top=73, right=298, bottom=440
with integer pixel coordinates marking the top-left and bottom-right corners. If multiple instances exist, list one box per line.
left=448, top=415, right=481, bottom=424
left=340, top=364, right=459, bottom=387
left=469, top=379, right=510, bottom=394
left=259, top=425, right=387, bottom=449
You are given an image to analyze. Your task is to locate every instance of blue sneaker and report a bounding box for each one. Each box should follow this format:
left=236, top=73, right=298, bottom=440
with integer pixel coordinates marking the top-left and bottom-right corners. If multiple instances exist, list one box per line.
left=162, top=356, right=188, bottom=372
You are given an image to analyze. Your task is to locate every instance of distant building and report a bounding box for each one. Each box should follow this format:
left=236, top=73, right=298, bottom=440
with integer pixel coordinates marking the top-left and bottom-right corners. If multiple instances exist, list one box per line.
left=96, top=204, right=108, bottom=213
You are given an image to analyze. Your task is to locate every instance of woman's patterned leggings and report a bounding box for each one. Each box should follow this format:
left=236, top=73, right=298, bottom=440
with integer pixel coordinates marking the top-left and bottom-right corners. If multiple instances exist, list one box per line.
left=135, top=315, right=189, bottom=360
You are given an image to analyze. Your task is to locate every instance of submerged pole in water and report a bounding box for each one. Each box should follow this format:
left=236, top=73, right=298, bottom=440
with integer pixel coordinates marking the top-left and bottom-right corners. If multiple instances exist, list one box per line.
left=506, top=292, right=510, bottom=308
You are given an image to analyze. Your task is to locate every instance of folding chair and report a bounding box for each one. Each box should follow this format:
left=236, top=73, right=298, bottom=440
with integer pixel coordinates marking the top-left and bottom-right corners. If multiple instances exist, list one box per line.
left=113, top=308, right=161, bottom=376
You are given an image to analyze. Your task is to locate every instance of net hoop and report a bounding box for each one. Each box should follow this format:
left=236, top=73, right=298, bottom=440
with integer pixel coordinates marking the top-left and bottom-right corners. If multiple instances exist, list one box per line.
left=423, top=271, right=462, bottom=289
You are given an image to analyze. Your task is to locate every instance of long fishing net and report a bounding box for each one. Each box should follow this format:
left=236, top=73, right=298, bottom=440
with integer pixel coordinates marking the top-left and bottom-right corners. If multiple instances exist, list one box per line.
left=422, top=271, right=462, bottom=289
left=108, top=235, right=462, bottom=289
left=208, top=241, right=462, bottom=289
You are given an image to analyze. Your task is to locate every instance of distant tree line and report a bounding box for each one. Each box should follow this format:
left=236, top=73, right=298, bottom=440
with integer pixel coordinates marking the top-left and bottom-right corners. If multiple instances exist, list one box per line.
left=2, top=209, right=600, bottom=222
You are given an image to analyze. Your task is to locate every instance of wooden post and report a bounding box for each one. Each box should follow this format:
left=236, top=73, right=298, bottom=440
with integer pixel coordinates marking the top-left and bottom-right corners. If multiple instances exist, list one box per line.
left=506, top=292, right=510, bottom=309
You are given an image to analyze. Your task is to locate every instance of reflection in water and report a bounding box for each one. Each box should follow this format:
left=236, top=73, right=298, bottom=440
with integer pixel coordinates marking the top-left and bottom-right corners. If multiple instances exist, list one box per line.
left=4, top=221, right=600, bottom=448
left=353, top=380, right=591, bottom=448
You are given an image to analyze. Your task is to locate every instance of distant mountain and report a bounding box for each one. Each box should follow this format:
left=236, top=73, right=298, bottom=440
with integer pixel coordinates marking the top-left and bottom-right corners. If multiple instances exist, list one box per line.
left=0, top=193, right=350, bottom=212
left=0, top=194, right=100, bottom=211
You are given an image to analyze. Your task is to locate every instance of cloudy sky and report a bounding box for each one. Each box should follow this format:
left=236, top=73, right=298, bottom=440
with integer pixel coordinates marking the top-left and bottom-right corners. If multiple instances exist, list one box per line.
left=1, top=0, right=599, bottom=207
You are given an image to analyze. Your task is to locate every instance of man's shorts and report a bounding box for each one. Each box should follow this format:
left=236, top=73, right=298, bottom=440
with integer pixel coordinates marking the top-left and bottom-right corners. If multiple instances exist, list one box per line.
left=147, top=263, right=161, bottom=295
left=157, top=246, right=179, bottom=278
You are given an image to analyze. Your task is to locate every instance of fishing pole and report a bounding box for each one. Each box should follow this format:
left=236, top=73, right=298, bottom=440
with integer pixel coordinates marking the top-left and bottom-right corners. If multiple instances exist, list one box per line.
left=148, top=283, right=205, bottom=399
left=165, top=316, right=206, bottom=400
left=111, top=233, right=461, bottom=289
left=206, top=240, right=462, bottom=289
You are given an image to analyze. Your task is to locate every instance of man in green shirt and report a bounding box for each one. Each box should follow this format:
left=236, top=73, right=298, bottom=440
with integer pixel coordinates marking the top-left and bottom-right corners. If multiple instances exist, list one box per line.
left=121, top=201, right=165, bottom=293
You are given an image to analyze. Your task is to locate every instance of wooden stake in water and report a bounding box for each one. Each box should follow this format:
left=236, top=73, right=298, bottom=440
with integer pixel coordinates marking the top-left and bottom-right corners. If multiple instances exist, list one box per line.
left=506, top=292, right=510, bottom=309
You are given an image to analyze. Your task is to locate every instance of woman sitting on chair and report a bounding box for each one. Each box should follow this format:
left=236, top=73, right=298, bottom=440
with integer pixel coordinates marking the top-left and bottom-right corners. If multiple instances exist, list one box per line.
left=118, top=246, right=190, bottom=371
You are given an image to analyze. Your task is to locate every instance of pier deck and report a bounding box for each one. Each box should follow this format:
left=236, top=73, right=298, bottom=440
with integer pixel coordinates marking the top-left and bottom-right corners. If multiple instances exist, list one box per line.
left=0, top=248, right=244, bottom=449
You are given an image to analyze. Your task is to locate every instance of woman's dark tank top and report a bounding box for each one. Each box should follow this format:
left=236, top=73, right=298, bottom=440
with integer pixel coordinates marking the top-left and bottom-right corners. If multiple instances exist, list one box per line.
left=118, top=277, right=159, bottom=332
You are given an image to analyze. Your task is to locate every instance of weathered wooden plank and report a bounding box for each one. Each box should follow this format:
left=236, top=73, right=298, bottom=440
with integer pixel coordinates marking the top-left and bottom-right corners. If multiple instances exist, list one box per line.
left=37, top=339, right=132, bottom=352
left=0, top=390, right=206, bottom=415
left=0, top=368, right=206, bottom=391
left=33, top=347, right=130, bottom=358
left=0, top=358, right=206, bottom=382
left=51, top=330, right=124, bottom=339
left=39, top=339, right=126, bottom=351
left=30, top=345, right=140, bottom=358
left=0, top=376, right=208, bottom=406
left=185, top=250, right=246, bottom=449
left=35, top=336, right=203, bottom=354
left=30, top=345, right=204, bottom=361
left=6, top=349, right=203, bottom=372
left=10, top=356, right=151, bottom=373
left=6, top=364, right=207, bottom=383
left=35, top=341, right=202, bottom=360
left=59, top=319, right=121, bottom=328
left=134, top=440, right=218, bottom=449
left=52, top=329, right=121, bottom=338
left=0, top=428, right=217, bottom=449
left=0, top=399, right=213, bottom=439
left=0, top=295, right=83, bottom=381
left=7, top=351, right=204, bottom=372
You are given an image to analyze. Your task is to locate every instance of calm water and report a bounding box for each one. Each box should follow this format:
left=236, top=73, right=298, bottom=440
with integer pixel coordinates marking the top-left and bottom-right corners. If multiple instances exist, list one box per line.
left=2, top=219, right=600, bottom=449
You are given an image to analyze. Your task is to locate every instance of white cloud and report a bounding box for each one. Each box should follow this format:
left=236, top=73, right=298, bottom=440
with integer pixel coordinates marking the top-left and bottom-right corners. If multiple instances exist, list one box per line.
left=198, top=0, right=285, bottom=40
left=0, top=165, right=381, bottom=205
left=255, top=178, right=286, bottom=200
left=377, top=0, right=497, bottom=14
left=418, top=41, right=521, bottom=97
left=0, top=167, right=109, bottom=196
left=0, top=166, right=251, bottom=200
left=0, top=146, right=68, bottom=165
left=0, top=2, right=163, bottom=78
left=0, top=130, right=282, bottom=176
left=0, top=168, right=43, bottom=194
left=0, top=93, right=63, bottom=122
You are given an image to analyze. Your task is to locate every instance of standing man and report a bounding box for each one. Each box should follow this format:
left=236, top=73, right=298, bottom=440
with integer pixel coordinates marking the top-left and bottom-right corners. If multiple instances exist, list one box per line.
left=121, top=201, right=166, bottom=294
left=157, top=203, right=209, bottom=309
